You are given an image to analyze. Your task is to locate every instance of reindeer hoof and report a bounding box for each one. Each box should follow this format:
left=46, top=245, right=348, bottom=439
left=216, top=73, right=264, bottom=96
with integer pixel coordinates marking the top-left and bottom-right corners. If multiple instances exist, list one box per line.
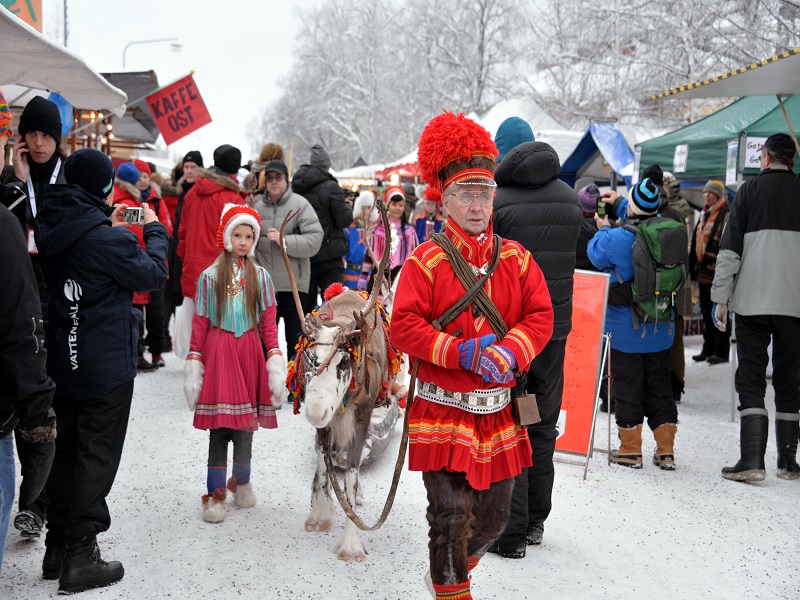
left=334, top=537, right=368, bottom=562
left=305, top=518, right=333, bottom=532
left=337, top=549, right=368, bottom=562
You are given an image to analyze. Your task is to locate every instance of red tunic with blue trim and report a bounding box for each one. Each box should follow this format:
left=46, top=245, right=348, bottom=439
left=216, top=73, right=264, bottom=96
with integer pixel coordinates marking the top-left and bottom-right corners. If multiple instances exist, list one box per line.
left=389, top=220, right=553, bottom=490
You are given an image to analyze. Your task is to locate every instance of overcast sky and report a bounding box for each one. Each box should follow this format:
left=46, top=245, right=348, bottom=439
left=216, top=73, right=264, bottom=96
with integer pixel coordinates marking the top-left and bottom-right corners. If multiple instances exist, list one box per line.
left=42, top=0, right=320, bottom=164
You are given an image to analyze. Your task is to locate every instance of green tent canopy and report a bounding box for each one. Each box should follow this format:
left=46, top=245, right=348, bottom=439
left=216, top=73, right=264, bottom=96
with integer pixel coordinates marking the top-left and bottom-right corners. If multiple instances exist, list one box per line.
left=636, top=95, right=800, bottom=180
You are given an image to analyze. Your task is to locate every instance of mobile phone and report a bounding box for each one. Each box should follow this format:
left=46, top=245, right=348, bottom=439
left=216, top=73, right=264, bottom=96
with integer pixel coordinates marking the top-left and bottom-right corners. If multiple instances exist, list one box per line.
left=123, top=207, right=144, bottom=225
left=596, top=198, right=607, bottom=218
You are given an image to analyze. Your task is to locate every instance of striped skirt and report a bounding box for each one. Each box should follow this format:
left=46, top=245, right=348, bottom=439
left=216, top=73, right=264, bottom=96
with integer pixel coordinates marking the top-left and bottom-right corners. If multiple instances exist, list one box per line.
left=407, top=397, right=531, bottom=491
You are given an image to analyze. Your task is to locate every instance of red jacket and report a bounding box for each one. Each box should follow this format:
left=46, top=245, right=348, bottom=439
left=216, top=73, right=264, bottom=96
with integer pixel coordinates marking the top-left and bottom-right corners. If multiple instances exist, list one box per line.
left=390, top=220, right=554, bottom=392
left=177, top=168, right=245, bottom=300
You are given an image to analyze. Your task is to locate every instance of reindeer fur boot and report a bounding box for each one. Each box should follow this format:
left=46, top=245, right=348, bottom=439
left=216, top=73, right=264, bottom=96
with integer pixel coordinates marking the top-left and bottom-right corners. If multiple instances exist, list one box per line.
left=202, top=488, right=227, bottom=523
left=227, top=476, right=257, bottom=508
left=652, top=423, right=678, bottom=470
left=610, top=424, right=643, bottom=468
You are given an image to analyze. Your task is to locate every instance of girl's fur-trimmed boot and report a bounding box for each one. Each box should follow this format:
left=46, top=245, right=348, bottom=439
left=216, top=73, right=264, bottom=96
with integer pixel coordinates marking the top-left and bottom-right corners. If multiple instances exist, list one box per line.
left=227, top=476, right=257, bottom=508
left=202, top=488, right=227, bottom=523
left=653, top=423, right=678, bottom=470
left=610, top=424, right=643, bottom=468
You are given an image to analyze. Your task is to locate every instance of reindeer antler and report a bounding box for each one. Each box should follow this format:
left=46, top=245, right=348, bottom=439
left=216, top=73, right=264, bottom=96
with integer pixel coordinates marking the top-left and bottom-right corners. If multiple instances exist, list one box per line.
left=278, top=210, right=307, bottom=332
left=361, top=197, right=392, bottom=320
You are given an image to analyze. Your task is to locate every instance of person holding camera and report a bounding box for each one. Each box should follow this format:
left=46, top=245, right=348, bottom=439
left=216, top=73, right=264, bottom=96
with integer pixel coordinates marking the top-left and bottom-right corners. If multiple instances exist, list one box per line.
left=34, top=149, right=168, bottom=593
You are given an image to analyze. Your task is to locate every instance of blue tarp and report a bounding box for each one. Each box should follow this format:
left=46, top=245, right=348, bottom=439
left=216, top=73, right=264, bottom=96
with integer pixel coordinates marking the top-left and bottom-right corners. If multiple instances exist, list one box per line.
left=560, top=122, right=635, bottom=189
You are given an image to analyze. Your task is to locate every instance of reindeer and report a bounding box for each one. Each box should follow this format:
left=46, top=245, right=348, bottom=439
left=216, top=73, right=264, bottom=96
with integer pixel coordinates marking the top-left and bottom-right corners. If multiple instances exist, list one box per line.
left=283, top=202, right=402, bottom=562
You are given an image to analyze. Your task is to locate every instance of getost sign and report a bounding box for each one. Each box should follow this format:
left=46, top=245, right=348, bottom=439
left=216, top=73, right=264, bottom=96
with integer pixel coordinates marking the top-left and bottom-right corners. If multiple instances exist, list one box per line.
left=145, top=74, right=211, bottom=145
left=4, top=0, right=43, bottom=32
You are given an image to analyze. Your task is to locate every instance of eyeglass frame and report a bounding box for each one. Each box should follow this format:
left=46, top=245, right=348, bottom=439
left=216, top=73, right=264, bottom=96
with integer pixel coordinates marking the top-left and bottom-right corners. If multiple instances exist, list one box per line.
left=445, top=186, right=495, bottom=207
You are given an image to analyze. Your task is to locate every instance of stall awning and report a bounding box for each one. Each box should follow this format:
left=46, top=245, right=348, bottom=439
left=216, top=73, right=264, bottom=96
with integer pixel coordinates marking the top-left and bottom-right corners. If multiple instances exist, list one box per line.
left=0, top=7, right=127, bottom=115
left=651, top=48, right=800, bottom=100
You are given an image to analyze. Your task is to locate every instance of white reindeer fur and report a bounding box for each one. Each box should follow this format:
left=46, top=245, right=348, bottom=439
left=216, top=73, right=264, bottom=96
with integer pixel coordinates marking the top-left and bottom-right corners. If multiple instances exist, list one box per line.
left=183, top=359, right=204, bottom=410
left=304, top=327, right=351, bottom=429
left=202, top=497, right=226, bottom=523
left=233, top=482, right=256, bottom=508
left=266, top=354, right=288, bottom=408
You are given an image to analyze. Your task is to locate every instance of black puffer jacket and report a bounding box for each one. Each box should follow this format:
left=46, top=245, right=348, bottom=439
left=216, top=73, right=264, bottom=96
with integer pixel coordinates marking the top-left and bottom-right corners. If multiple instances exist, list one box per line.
left=291, top=165, right=352, bottom=263
left=493, top=141, right=582, bottom=340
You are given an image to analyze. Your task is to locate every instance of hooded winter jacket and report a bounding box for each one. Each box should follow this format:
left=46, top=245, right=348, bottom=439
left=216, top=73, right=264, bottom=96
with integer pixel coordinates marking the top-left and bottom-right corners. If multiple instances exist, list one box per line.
left=33, top=184, right=168, bottom=399
left=493, top=141, right=582, bottom=340
left=253, top=187, right=323, bottom=293
left=291, top=164, right=352, bottom=263
left=178, top=167, right=245, bottom=299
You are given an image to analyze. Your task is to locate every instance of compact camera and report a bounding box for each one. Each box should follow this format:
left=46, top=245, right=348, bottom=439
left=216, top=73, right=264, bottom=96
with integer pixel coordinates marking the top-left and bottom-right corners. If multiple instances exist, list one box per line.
left=122, top=207, right=144, bottom=225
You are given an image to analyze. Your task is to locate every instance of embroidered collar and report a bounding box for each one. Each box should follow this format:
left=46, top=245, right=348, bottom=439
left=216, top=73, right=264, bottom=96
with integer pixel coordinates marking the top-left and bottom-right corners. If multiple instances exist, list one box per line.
left=444, top=219, right=495, bottom=267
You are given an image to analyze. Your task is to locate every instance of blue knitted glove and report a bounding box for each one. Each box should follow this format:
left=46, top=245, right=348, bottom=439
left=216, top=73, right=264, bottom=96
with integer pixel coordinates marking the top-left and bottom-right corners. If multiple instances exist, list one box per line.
left=479, top=344, right=517, bottom=385
left=458, top=334, right=496, bottom=374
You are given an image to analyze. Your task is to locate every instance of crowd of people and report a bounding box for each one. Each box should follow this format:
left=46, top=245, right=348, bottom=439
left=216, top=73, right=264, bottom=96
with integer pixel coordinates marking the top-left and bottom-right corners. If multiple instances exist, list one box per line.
left=2, top=87, right=799, bottom=599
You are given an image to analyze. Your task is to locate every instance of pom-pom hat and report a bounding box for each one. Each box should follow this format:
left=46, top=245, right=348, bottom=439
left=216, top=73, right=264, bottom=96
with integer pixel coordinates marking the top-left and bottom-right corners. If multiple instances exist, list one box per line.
left=217, top=204, right=261, bottom=257
left=702, top=180, right=726, bottom=199
left=417, top=111, right=498, bottom=193
left=630, top=177, right=660, bottom=216
left=384, top=185, right=405, bottom=203
left=424, top=185, right=442, bottom=203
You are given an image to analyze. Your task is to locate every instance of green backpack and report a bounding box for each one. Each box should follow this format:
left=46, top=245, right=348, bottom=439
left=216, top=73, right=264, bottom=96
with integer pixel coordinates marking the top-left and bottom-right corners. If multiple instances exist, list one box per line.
left=622, top=218, right=689, bottom=328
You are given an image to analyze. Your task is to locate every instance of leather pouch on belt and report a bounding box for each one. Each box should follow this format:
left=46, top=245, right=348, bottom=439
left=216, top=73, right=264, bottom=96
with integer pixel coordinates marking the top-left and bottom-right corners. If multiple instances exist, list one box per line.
left=514, top=393, right=541, bottom=426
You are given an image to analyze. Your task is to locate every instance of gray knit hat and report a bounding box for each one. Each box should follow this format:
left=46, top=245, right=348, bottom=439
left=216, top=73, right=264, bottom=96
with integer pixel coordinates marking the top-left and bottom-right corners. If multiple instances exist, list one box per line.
left=309, top=144, right=331, bottom=170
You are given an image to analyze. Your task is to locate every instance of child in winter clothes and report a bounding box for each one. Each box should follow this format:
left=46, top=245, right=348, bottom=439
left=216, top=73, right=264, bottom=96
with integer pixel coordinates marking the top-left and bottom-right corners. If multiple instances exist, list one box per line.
left=184, top=204, right=288, bottom=523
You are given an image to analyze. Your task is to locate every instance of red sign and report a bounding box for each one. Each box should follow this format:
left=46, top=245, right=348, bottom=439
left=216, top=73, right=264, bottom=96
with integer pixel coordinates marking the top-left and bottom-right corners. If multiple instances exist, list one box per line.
left=556, top=270, right=609, bottom=455
left=145, top=74, right=211, bottom=145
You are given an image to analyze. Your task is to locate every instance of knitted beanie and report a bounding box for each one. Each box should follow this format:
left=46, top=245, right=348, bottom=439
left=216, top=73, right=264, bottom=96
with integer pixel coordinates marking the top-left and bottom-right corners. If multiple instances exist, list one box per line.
left=309, top=144, right=332, bottom=170
left=213, top=144, right=242, bottom=175
left=577, top=184, right=600, bottom=213
left=182, top=150, right=204, bottom=167
left=64, top=149, right=116, bottom=200
left=630, top=178, right=660, bottom=216
left=133, top=159, right=151, bottom=176
left=703, top=180, right=725, bottom=199
left=117, top=162, right=141, bottom=187
left=642, top=164, right=664, bottom=187
left=18, top=96, right=62, bottom=142
left=217, top=203, right=261, bottom=257
left=495, top=116, right=535, bottom=163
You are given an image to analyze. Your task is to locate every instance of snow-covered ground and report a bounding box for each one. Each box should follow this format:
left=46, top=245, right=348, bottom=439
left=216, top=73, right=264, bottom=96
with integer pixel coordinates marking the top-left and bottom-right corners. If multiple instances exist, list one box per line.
left=2, top=335, right=798, bottom=599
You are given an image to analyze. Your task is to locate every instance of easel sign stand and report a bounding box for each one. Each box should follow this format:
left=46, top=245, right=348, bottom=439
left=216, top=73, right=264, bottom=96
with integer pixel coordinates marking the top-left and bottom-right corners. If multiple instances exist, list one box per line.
left=555, top=270, right=610, bottom=479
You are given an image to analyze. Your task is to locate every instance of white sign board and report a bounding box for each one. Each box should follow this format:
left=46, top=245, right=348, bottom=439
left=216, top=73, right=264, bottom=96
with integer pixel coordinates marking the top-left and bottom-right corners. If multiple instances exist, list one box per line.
left=726, top=139, right=739, bottom=186
left=632, top=149, right=641, bottom=185
left=744, top=136, right=767, bottom=169
left=673, top=144, right=688, bottom=173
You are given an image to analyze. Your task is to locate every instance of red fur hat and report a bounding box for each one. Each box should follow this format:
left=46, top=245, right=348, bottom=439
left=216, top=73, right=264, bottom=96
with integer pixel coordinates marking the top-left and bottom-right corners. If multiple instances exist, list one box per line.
left=424, top=185, right=441, bottom=203
left=417, top=111, right=498, bottom=193
left=217, top=203, right=261, bottom=257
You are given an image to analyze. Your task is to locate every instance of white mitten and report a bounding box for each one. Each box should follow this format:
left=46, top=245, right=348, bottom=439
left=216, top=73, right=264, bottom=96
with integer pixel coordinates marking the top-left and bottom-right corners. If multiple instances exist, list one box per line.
left=183, top=357, right=205, bottom=411
left=266, top=353, right=288, bottom=408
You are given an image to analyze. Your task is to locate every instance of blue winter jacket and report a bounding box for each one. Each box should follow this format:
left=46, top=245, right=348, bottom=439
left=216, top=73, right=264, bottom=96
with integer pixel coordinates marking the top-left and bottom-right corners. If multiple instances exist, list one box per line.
left=587, top=198, right=674, bottom=353
left=34, top=184, right=168, bottom=399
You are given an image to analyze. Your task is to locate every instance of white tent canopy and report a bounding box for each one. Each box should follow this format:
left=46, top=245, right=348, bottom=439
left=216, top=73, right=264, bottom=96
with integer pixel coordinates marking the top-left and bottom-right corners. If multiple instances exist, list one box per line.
left=0, top=7, right=127, bottom=116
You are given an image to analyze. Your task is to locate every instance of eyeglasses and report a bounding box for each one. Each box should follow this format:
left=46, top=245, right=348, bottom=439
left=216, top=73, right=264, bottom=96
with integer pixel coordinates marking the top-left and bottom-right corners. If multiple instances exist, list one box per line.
left=265, top=174, right=285, bottom=183
left=447, top=189, right=493, bottom=207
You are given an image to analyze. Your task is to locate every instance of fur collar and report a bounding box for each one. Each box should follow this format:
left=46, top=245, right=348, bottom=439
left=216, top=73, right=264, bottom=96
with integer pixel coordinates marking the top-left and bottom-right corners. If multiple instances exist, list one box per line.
left=160, top=177, right=181, bottom=197
left=114, top=178, right=141, bottom=200
left=197, top=167, right=241, bottom=193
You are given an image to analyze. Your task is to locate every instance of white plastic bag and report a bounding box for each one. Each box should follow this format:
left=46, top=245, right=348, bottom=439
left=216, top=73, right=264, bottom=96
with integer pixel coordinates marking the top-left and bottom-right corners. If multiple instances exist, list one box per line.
left=173, top=298, right=194, bottom=360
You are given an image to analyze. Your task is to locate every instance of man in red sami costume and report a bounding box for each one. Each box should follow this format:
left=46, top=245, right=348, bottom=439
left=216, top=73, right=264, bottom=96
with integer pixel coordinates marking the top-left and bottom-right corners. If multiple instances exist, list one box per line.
left=390, top=111, right=554, bottom=600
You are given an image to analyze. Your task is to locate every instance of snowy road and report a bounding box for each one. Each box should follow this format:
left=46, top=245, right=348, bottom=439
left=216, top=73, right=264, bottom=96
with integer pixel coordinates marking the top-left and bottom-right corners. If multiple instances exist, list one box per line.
left=2, top=335, right=797, bottom=599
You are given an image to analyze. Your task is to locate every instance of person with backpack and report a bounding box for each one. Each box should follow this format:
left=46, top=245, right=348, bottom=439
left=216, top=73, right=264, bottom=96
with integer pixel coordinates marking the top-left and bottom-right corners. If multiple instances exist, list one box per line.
left=588, top=178, right=687, bottom=470
left=690, top=180, right=731, bottom=365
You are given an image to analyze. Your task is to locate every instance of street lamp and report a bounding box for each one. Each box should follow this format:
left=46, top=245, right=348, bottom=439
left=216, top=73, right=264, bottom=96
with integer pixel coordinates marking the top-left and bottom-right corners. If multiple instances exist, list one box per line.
left=122, top=37, right=182, bottom=69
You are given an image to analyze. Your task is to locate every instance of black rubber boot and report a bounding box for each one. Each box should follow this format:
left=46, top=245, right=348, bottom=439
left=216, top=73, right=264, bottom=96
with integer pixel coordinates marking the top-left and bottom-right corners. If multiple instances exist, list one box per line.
left=42, top=543, right=66, bottom=580
left=526, top=521, right=544, bottom=546
left=486, top=537, right=527, bottom=559
left=58, top=540, right=124, bottom=594
left=775, top=414, right=800, bottom=480
left=721, top=410, right=768, bottom=482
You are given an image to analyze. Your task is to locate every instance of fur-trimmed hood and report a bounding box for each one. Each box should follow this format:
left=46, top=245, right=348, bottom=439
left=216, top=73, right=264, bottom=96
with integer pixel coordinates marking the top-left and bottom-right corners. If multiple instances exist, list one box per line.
left=114, top=178, right=141, bottom=201
left=160, top=177, right=182, bottom=197
left=194, top=167, right=242, bottom=195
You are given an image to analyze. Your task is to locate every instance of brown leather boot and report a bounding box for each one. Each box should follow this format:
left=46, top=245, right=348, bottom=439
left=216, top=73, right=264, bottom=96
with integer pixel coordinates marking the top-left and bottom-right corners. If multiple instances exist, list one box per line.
left=653, top=423, right=678, bottom=470
left=610, top=425, right=643, bottom=468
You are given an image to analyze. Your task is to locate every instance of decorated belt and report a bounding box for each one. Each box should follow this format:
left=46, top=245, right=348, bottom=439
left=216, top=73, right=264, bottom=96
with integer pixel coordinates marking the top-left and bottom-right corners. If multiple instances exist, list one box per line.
left=416, top=381, right=510, bottom=414
left=345, top=262, right=362, bottom=271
